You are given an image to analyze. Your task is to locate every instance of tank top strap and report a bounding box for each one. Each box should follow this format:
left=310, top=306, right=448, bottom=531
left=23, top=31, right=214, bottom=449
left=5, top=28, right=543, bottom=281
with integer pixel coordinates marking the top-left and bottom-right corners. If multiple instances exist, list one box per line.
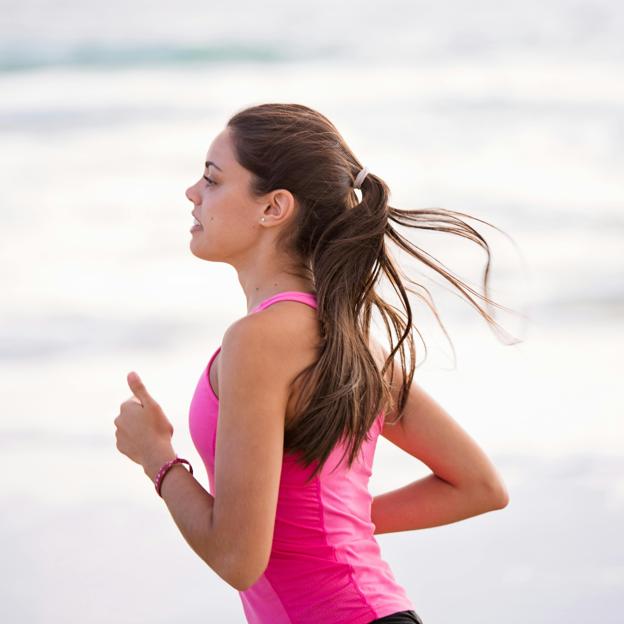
left=249, top=290, right=317, bottom=314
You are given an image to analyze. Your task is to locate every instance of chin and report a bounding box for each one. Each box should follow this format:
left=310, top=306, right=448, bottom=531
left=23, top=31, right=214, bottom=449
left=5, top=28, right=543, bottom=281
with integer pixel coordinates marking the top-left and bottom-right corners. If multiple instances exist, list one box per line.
left=189, top=236, right=218, bottom=262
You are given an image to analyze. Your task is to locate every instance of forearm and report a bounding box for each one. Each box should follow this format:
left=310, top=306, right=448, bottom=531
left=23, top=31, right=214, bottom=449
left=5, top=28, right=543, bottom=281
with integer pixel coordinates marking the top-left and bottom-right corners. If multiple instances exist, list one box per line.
left=371, top=473, right=505, bottom=535
left=143, top=451, right=236, bottom=587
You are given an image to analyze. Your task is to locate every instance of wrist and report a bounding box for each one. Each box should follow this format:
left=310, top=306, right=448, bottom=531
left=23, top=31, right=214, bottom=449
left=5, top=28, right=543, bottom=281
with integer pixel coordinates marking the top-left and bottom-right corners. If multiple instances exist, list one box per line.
left=143, top=444, right=177, bottom=482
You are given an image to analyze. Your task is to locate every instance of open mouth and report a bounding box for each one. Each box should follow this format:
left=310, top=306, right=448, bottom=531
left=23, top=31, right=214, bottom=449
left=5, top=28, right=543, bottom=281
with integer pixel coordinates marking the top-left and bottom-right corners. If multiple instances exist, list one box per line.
left=191, top=213, right=203, bottom=232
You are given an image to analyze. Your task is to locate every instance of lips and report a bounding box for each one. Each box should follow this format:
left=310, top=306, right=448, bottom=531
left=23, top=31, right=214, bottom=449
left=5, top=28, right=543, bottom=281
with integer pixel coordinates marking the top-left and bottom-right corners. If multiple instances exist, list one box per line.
left=192, top=211, right=202, bottom=224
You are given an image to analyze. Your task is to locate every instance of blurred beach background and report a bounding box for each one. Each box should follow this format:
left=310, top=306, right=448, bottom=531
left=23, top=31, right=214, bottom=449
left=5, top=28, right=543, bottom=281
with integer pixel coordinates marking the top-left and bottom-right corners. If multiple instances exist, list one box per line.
left=1, top=0, right=623, bottom=622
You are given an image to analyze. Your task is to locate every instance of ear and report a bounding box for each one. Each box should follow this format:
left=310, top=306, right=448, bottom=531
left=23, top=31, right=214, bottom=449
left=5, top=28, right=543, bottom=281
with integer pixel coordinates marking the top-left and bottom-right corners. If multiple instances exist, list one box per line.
left=264, top=188, right=297, bottom=225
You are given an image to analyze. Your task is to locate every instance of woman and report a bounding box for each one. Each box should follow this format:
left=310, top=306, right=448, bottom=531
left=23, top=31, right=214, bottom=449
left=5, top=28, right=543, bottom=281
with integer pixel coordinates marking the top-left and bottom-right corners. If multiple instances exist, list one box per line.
left=115, top=102, right=513, bottom=623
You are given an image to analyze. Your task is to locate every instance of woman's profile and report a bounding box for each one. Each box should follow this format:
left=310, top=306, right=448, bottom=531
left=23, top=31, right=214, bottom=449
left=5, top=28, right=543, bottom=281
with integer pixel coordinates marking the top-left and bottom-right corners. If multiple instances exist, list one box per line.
left=117, top=102, right=514, bottom=624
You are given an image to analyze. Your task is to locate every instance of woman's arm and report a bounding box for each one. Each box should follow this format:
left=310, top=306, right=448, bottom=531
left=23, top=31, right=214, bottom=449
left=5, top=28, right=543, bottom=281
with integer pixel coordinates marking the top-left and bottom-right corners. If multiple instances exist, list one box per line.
left=142, top=448, right=240, bottom=586
left=145, top=311, right=308, bottom=592
left=371, top=473, right=506, bottom=535
left=369, top=337, right=509, bottom=534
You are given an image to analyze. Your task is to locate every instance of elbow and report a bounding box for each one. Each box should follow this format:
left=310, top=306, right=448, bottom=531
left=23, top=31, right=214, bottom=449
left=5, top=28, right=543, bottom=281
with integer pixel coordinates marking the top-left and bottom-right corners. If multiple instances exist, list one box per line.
left=484, top=479, right=510, bottom=509
left=235, top=574, right=261, bottom=593
left=231, top=568, right=265, bottom=593
left=211, top=524, right=271, bottom=591
left=227, top=552, right=269, bottom=592
left=207, top=549, right=254, bottom=592
left=497, top=488, right=510, bottom=509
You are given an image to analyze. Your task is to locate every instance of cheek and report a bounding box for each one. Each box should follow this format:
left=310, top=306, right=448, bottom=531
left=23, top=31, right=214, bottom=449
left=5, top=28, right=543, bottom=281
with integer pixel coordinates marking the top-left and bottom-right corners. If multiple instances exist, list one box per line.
left=209, top=193, right=254, bottom=230
left=200, top=198, right=257, bottom=245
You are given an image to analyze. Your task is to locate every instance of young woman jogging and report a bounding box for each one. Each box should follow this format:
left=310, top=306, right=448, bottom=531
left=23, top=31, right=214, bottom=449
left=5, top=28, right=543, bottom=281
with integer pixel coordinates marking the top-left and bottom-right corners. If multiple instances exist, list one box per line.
left=114, top=102, right=513, bottom=624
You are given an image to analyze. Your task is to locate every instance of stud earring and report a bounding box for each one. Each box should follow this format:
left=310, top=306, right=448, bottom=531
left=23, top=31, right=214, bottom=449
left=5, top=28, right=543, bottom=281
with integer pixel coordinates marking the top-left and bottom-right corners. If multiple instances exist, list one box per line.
left=260, top=217, right=266, bottom=222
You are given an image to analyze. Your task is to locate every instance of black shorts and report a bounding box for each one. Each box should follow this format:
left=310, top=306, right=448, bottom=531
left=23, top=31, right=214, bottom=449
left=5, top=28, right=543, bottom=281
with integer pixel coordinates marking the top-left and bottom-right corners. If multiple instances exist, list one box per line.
left=368, top=609, right=424, bottom=623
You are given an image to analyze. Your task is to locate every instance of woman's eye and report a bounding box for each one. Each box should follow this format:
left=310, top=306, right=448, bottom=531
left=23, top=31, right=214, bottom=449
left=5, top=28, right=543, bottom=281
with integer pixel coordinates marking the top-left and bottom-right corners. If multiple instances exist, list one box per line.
left=203, top=175, right=215, bottom=186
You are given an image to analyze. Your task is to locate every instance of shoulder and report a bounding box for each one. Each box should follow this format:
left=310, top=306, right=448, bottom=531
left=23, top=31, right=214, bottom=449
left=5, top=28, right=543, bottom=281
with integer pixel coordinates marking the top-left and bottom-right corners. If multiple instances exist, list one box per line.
left=368, top=334, right=405, bottom=420
left=223, top=302, right=319, bottom=359
left=368, top=334, right=390, bottom=373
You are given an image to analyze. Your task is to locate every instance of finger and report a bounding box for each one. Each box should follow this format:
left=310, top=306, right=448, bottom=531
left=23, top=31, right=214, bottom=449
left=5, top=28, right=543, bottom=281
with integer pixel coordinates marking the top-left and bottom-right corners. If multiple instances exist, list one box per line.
left=126, top=371, right=153, bottom=406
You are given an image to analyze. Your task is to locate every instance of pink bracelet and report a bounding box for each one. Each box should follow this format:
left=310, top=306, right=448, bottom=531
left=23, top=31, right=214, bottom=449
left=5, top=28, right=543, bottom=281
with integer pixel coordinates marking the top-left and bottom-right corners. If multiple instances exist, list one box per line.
left=154, top=456, right=193, bottom=497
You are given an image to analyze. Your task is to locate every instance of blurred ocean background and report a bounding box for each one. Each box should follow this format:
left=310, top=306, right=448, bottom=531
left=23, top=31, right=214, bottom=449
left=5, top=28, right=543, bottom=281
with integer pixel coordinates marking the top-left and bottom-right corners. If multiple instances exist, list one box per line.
left=0, top=0, right=623, bottom=622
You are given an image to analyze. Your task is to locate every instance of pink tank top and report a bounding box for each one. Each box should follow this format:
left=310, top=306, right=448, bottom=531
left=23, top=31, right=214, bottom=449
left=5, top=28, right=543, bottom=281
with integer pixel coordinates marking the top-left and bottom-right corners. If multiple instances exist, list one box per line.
left=188, top=290, right=416, bottom=624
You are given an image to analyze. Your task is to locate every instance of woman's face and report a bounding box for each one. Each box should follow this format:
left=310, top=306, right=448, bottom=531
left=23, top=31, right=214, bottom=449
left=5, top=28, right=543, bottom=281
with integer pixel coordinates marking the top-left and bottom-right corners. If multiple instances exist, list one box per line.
left=185, top=127, right=264, bottom=263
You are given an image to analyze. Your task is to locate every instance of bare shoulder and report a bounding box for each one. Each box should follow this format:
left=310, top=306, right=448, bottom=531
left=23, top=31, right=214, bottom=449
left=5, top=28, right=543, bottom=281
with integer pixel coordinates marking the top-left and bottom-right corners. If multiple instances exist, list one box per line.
left=367, top=335, right=405, bottom=429
left=368, top=332, right=455, bottom=454
left=221, top=302, right=321, bottom=414
left=224, top=301, right=320, bottom=361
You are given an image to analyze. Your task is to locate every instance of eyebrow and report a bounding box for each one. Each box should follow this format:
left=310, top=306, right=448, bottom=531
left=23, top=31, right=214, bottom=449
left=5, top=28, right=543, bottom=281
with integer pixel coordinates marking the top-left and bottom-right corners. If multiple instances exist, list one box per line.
left=205, top=160, right=223, bottom=172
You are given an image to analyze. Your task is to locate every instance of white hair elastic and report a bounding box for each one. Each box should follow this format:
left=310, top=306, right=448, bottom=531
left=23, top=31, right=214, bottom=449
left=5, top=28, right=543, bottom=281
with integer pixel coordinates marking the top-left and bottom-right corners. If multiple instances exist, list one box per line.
left=353, top=166, right=369, bottom=190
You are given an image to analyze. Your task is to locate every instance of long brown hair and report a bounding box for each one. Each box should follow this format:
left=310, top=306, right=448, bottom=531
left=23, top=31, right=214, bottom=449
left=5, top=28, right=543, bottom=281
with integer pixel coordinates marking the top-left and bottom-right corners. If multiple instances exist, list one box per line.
left=226, top=102, right=523, bottom=483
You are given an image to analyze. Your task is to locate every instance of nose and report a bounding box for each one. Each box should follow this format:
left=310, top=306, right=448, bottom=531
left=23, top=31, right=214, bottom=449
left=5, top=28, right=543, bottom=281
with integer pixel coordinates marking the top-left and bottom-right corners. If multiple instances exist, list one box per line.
left=185, top=181, right=199, bottom=204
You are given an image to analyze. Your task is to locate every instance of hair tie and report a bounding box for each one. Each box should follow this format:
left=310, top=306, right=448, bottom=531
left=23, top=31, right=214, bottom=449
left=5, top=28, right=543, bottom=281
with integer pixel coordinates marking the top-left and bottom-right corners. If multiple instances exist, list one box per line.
left=353, top=166, right=369, bottom=190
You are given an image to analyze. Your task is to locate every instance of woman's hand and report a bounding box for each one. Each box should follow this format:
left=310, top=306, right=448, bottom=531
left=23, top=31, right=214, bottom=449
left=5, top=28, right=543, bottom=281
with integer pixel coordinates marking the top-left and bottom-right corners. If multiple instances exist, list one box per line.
left=114, top=371, right=175, bottom=472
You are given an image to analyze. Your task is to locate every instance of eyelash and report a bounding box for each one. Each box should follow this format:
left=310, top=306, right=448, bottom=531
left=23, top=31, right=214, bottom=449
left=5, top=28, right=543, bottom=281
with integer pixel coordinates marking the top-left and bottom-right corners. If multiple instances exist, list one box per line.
left=203, top=175, right=215, bottom=186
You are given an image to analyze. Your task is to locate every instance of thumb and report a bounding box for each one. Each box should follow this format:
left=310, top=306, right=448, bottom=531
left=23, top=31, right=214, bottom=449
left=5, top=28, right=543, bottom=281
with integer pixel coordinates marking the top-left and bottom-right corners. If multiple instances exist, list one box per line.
left=127, top=371, right=153, bottom=406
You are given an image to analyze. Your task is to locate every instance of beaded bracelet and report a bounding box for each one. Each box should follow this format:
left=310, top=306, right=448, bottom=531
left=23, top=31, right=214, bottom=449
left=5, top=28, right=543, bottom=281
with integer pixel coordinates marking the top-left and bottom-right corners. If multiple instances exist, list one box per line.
left=154, top=456, right=193, bottom=497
